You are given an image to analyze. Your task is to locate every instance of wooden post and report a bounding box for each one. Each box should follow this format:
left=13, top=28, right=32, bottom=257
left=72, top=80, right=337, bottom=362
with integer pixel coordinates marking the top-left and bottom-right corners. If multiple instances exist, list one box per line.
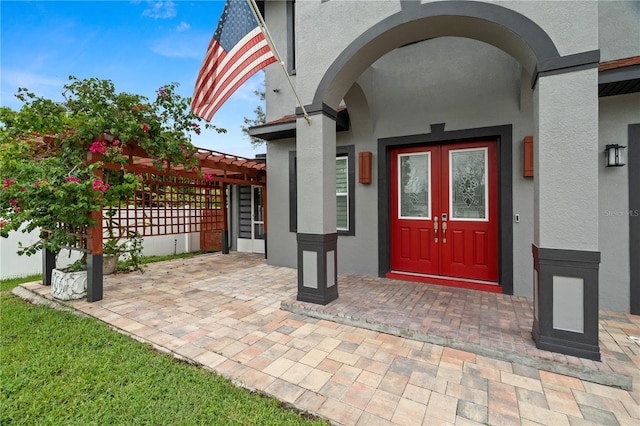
left=221, top=183, right=229, bottom=254
left=86, top=152, right=104, bottom=302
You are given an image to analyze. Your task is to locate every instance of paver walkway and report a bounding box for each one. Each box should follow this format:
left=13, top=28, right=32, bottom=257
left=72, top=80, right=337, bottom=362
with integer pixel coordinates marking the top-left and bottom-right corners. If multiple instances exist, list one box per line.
left=16, top=252, right=640, bottom=425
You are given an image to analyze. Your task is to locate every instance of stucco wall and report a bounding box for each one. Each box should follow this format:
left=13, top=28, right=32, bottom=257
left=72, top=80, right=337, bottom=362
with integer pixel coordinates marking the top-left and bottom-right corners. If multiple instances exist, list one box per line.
left=262, top=0, right=631, bottom=311
left=266, top=138, right=297, bottom=269
left=598, top=1, right=640, bottom=62
left=598, top=93, right=638, bottom=311
left=267, top=0, right=600, bottom=106
left=265, top=36, right=539, bottom=290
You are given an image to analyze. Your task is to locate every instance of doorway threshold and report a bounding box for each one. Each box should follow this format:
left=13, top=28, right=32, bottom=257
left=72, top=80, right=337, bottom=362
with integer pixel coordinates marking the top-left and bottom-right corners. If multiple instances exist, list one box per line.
left=387, top=271, right=502, bottom=293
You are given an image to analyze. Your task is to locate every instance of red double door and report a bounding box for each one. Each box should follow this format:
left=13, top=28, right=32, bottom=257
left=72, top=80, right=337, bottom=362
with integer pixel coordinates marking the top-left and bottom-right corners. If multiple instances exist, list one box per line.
left=390, top=140, right=498, bottom=283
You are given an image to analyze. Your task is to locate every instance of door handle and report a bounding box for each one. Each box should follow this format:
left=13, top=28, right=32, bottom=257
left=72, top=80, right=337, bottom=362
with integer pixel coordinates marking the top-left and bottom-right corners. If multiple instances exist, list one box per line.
left=434, top=216, right=438, bottom=243
left=441, top=214, right=447, bottom=244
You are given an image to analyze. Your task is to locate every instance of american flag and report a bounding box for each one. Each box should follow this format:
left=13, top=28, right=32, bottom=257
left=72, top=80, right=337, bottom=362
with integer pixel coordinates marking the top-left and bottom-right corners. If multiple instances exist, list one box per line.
left=191, top=0, right=276, bottom=122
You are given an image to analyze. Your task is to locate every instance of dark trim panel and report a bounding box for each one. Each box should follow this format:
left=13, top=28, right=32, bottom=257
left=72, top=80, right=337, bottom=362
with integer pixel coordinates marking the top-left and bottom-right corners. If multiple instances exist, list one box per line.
left=377, top=124, right=513, bottom=294
left=42, top=248, right=56, bottom=286
left=286, top=0, right=296, bottom=75
left=249, top=121, right=296, bottom=141
left=289, top=151, right=298, bottom=233
left=297, top=102, right=337, bottom=119
left=87, top=253, right=103, bottom=302
left=531, top=50, right=600, bottom=89
left=630, top=124, right=640, bottom=315
left=296, top=232, right=338, bottom=305
left=289, top=145, right=356, bottom=236
left=249, top=108, right=349, bottom=141
left=600, top=64, right=640, bottom=85
left=532, top=245, right=601, bottom=360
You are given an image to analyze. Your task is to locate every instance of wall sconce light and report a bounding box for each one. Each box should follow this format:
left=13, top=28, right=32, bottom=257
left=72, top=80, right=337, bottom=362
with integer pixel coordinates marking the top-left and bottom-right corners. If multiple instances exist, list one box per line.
left=358, top=151, right=372, bottom=184
left=605, top=144, right=626, bottom=167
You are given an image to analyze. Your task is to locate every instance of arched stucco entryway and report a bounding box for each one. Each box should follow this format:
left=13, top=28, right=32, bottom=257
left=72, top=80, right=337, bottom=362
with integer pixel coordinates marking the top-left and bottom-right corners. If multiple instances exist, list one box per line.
left=293, top=1, right=601, bottom=360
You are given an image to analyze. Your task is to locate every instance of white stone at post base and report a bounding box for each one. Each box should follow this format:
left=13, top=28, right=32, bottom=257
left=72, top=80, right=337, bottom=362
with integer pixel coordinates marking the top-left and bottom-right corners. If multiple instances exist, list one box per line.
left=50, top=269, right=87, bottom=300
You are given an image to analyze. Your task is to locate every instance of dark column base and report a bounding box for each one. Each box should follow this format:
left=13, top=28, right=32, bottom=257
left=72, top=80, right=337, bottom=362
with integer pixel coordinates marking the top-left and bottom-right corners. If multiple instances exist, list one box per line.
left=532, top=245, right=601, bottom=361
left=297, top=233, right=338, bottom=305
left=222, top=230, right=229, bottom=254
left=42, top=249, right=56, bottom=286
left=87, top=254, right=103, bottom=302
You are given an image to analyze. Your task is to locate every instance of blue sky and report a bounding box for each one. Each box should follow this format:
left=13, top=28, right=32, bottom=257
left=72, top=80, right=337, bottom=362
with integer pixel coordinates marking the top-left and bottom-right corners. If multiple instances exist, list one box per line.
left=0, top=0, right=265, bottom=158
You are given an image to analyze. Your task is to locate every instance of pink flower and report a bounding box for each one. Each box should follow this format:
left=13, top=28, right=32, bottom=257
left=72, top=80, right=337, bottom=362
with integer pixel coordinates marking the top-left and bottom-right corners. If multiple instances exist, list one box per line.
left=112, top=140, right=120, bottom=146
left=9, top=198, right=21, bottom=212
left=204, top=173, right=213, bottom=182
left=20, top=186, right=26, bottom=192
left=89, top=141, right=108, bottom=154
left=3, top=179, right=15, bottom=189
left=65, top=177, right=79, bottom=183
left=157, top=87, right=168, bottom=100
left=141, top=123, right=149, bottom=132
left=92, top=179, right=110, bottom=193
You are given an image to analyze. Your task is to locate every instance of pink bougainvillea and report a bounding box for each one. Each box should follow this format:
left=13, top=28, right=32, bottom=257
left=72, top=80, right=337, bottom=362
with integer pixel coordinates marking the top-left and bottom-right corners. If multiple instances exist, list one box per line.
left=65, top=176, right=79, bottom=183
left=89, top=141, right=108, bottom=154
left=3, top=179, right=15, bottom=189
left=141, top=123, right=150, bottom=132
left=92, top=179, right=110, bottom=193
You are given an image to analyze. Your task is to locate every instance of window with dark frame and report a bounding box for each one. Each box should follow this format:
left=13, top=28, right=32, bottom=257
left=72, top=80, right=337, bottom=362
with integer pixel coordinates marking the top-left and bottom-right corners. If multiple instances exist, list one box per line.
left=289, top=145, right=355, bottom=235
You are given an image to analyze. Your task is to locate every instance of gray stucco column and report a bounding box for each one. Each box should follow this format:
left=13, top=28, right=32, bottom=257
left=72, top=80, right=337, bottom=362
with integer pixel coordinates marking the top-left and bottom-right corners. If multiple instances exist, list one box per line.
left=295, top=105, right=338, bottom=304
left=531, top=67, right=601, bottom=360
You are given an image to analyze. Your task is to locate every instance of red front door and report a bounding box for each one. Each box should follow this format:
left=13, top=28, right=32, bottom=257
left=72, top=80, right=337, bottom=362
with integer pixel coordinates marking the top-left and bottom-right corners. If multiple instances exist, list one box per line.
left=390, top=141, right=498, bottom=283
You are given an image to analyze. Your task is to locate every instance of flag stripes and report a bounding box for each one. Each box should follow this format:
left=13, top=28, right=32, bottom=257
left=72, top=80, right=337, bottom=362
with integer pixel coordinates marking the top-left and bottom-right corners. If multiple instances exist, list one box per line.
left=191, top=1, right=276, bottom=122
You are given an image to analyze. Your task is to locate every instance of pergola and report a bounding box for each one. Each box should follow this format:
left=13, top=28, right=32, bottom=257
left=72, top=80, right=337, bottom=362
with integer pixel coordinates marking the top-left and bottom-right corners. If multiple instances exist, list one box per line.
left=42, top=139, right=267, bottom=302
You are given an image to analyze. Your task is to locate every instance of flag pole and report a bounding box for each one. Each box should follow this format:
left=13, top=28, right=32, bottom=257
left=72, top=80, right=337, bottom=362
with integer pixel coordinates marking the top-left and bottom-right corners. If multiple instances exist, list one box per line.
left=248, top=0, right=311, bottom=124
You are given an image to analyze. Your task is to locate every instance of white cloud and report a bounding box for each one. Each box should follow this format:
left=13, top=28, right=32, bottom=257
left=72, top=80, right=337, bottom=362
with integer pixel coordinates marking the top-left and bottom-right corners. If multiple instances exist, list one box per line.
left=1, top=69, right=68, bottom=108
left=176, top=21, right=190, bottom=32
left=2, top=69, right=66, bottom=93
left=142, top=1, right=176, bottom=19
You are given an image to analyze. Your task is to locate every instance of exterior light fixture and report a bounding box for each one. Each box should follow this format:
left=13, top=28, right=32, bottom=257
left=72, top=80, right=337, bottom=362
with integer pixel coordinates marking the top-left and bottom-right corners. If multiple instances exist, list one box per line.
left=605, top=144, right=626, bottom=167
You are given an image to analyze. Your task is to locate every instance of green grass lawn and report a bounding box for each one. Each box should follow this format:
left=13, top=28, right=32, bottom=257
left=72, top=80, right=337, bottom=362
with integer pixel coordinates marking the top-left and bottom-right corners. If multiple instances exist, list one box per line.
left=0, top=274, right=327, bottom=425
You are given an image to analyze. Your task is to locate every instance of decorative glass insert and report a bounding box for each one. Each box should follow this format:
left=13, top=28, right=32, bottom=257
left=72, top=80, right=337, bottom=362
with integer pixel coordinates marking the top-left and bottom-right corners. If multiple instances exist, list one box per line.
left=336, top=157, right=348, bottom=230
left=450, top=148, right=487, bottom=220
left=253, top=186, right=265, bottom=239
left=399, top=153, right=430, bottom=218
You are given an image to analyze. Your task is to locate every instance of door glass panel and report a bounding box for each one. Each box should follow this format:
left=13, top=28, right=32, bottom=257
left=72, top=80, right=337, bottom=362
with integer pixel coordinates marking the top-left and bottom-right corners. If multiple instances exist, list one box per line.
left=399, top=153, right=431, bottom=219
left=253, top=187, right=265, bottom=239
left=450, top=148, right=487, bottom=220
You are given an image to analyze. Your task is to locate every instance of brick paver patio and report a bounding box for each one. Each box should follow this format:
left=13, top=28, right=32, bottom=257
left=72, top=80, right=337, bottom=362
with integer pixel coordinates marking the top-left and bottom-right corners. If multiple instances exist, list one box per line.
left=16, top=252, right=640, bottom=425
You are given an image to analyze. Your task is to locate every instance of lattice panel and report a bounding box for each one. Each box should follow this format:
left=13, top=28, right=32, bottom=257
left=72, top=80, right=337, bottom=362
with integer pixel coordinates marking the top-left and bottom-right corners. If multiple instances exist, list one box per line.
left=104, top=173, right=224, bottom=239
